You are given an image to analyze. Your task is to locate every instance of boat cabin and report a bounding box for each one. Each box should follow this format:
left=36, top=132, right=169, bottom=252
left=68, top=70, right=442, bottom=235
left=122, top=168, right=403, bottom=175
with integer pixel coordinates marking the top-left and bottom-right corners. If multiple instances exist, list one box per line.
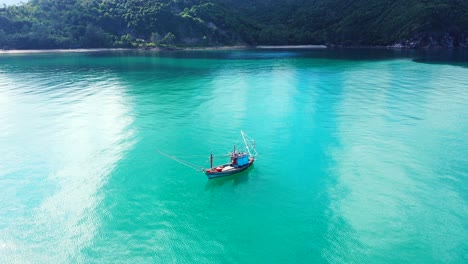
left=231, top=152, right=249, bottom=167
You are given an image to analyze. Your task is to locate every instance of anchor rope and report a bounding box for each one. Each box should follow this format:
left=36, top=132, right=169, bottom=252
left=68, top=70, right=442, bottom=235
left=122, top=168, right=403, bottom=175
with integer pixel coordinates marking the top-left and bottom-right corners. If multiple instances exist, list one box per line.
left=156, top=149, right=206, bottom=172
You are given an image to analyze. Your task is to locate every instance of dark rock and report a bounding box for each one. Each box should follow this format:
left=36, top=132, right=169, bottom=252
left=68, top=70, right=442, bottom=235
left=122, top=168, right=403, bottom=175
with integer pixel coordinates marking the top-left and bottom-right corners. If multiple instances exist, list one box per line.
left=390, top=32, right=468, bottom=48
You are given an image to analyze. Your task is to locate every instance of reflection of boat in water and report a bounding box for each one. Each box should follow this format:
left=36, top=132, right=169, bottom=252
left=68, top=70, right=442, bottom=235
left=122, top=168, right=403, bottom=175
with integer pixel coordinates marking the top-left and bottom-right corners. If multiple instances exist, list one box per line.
left=204, top=131, right=258, bottom=179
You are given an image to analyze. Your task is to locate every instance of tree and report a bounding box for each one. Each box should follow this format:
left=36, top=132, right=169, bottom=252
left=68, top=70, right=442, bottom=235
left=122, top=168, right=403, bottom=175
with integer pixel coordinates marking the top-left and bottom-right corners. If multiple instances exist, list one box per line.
left=150, top=32, right=162, bottom=43
left=81, top=24, right=110, bottom=48
left=160, top=32, right=176, bottom=45
left=0, top=29, right=6, bottom=47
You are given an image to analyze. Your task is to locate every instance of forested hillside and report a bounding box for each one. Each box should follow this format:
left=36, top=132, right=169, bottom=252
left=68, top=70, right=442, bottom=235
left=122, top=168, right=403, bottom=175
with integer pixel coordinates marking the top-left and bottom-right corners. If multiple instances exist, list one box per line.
left=0, top=0, right=467, bottom=49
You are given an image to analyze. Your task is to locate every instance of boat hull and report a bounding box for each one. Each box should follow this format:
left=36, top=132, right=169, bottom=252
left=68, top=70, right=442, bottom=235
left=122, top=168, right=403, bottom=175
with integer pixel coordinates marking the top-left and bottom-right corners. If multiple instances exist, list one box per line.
left=205, top=159, right=254, bottom=179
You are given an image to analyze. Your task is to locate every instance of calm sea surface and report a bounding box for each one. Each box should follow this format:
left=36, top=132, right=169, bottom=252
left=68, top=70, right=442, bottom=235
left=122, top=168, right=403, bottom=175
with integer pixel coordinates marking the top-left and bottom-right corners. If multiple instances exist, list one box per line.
left=0, top=49, right=467, bottom=263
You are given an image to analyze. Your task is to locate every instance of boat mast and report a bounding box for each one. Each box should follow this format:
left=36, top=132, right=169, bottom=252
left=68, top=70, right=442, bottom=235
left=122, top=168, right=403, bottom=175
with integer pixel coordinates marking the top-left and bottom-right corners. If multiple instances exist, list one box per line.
left=210, top=153, right=213, bottom=169
left=241, top=130, right=252, bottom=157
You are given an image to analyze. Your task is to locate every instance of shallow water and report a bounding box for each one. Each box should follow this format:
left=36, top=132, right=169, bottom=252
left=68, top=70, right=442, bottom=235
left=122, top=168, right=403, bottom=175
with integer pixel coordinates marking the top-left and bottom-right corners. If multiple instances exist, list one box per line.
left=1, top=49, right=467, bottom=263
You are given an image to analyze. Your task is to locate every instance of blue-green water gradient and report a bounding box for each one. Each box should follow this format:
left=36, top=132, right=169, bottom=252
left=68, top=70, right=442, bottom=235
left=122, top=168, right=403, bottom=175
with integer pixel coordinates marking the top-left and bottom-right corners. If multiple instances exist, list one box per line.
left=1, top=49, right=467, bottom=263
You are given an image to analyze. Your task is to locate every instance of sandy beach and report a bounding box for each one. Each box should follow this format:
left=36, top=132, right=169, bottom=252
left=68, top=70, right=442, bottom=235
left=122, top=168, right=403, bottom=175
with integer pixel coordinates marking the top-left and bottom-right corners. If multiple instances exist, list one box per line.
left=0, top=48, right=131, bottom=54
left=256, top=45, right=327, bottom=49
left=180, top=45, right=327, bottom=50
left=0, top=45, right=328, bottom=54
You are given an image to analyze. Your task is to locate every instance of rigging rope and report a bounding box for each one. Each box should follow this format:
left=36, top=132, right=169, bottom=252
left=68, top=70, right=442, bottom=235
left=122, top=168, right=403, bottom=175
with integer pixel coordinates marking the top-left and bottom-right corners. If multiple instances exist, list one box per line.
left=156, top=149, right=205, bottom=172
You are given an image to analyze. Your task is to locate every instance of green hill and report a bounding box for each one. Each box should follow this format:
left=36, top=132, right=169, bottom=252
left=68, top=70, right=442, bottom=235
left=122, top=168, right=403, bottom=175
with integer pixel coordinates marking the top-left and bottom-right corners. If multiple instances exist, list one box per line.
left=0, top=0, right=467, bottom=49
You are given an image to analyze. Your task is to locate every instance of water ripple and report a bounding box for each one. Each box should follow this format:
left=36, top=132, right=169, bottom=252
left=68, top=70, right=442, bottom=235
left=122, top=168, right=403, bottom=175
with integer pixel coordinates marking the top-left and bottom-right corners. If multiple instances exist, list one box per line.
left=0, top=68, right=136, bottom=262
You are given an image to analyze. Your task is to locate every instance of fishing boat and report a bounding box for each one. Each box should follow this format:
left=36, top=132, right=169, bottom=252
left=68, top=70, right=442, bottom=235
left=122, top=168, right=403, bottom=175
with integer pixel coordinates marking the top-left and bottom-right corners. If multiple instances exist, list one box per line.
left=204, top=131, right=258, bottom=179
left=157, top=131, right=258, bottom=179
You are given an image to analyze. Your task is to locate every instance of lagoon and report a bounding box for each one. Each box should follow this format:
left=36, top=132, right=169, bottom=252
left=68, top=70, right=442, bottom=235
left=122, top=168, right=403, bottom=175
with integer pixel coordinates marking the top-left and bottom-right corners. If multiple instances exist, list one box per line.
left=0, top=49, right=467, bottom=263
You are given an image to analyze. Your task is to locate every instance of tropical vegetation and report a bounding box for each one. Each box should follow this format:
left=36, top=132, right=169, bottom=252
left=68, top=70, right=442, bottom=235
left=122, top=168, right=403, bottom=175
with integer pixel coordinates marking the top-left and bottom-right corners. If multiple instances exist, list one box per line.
left=0, top=0, right=467, bottom=49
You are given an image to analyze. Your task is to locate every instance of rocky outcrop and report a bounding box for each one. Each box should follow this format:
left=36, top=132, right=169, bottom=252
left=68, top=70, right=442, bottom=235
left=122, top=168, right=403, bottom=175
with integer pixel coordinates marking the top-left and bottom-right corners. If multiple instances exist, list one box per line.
left=389, top=33, right=468, bottom=48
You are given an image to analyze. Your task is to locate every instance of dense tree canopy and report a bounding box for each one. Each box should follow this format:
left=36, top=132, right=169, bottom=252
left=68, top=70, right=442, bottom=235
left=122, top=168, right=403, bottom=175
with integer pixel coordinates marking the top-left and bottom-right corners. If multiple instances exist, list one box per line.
left=0, top=0, right=466, bottom=49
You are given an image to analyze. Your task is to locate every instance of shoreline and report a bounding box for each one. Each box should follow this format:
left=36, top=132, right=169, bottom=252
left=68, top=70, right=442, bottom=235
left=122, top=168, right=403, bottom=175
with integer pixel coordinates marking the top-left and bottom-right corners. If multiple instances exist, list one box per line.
left=1, top=45, right=464, bottom=54
left=0, top=45, right=328, bottom=54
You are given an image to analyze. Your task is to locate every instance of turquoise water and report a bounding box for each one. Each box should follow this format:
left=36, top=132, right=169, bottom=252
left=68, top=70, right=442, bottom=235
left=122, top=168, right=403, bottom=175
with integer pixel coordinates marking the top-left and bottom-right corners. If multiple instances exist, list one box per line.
left=0, top=49, right=467, bottom=263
